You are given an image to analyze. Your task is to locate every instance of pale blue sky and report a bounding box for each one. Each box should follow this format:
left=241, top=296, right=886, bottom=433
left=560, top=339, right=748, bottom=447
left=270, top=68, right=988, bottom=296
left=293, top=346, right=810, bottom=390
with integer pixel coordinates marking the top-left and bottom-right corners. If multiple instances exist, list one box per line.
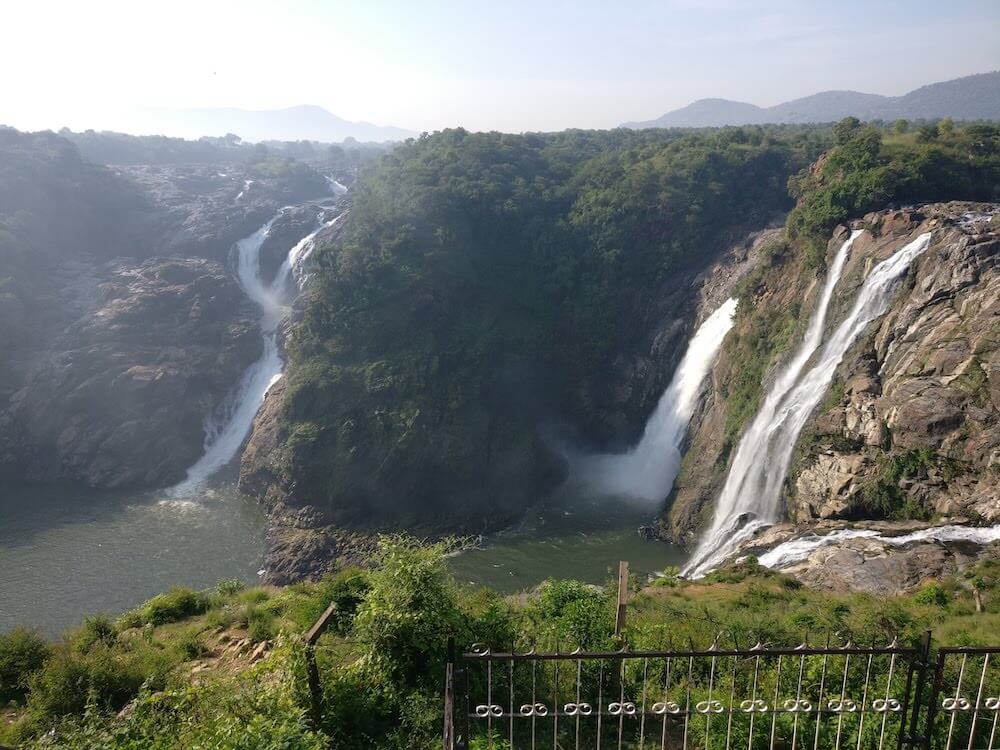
left=3, top=0, right=999, bottom=134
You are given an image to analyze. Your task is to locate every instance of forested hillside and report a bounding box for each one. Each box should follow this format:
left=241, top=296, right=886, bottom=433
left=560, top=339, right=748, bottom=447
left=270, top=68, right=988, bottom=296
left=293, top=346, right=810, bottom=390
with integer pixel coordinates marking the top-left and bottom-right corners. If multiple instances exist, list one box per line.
left=243, top=126, right=829, bottom=533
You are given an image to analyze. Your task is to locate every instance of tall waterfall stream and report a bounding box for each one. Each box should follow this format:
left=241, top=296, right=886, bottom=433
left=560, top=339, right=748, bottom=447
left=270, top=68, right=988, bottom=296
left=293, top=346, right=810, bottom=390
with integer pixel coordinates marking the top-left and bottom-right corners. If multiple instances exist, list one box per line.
left=684, top=231, right=937, bottom=576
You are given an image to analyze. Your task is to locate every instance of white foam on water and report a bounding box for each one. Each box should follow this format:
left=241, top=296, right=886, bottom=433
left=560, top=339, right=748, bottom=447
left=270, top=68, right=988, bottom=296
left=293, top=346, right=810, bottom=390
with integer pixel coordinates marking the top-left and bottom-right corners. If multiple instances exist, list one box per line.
left=758, top=525, right=1000, bottom=570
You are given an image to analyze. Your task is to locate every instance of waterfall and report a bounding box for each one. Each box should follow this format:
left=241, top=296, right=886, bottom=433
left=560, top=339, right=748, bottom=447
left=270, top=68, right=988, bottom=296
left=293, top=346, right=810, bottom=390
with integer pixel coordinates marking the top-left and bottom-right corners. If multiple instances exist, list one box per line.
left=576, top=297, right=738, bottom=502
left=168, top=207, right=343, bottom=497
left=758, top=525, right=1000, bottom=570
left=684, top=230, right=933, bottom=577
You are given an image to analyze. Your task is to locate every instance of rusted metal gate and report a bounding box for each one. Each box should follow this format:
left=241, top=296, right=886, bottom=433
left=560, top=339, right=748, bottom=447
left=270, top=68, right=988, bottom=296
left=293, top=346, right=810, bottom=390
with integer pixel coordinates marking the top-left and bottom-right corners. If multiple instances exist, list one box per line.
left=443, top=633, right=1000, bottom=749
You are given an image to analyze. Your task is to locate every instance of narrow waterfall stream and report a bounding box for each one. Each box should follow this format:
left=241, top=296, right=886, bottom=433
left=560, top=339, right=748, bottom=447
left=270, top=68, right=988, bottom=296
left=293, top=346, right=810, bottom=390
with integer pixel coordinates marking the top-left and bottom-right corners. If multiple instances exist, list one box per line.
left=575, top=297, right=739, bottom=502
left=685, top=230, right=934, bottom=577
left=169, top=207, right=345, bottom=497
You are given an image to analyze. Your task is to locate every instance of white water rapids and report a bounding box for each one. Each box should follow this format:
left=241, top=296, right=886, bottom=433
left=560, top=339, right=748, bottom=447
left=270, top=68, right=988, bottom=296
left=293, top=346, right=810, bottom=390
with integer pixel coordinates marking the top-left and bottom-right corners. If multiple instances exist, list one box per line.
left=758, top=525, right=1000, bottom=570
left=168, top=208, right=344, bottom=497
left=684, top=230, right=935, bottom=577
left=575, top=297, right=739, bottom=502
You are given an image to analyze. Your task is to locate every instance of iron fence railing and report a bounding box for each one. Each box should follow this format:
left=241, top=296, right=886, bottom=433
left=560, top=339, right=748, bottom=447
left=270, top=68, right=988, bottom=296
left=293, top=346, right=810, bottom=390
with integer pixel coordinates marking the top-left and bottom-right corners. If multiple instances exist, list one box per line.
left=443, top=633, right=1000, bottom=750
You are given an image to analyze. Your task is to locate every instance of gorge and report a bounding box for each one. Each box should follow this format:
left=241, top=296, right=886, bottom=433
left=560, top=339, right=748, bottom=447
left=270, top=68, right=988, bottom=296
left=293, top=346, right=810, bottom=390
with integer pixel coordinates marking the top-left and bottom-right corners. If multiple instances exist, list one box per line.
left=2, top=121, right=1000, bottom=635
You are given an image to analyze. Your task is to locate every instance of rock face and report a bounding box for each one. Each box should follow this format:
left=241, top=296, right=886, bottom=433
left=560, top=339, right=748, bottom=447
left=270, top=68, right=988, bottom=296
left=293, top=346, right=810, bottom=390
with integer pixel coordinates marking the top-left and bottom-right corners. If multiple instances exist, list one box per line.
left=671, top=202, right=1000, bottom=565
left=0, top=259, right=260, bottom=487
left=0, top=130, right=335, bottom=491
left=781, top=536, right=979, bottom=595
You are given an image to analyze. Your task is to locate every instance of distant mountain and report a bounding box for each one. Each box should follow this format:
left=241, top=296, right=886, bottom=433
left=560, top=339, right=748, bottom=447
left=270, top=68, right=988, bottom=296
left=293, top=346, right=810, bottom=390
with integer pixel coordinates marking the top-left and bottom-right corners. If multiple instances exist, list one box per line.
left=136, top=104, right=415, bottom=143
left=624, top=71, right=1000, bottom=129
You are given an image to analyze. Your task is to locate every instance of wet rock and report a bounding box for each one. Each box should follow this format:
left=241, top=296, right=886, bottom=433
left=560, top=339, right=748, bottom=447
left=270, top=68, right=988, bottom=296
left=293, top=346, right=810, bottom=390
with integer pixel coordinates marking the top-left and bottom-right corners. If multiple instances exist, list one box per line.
left=0, top=258, right=260, bottom=488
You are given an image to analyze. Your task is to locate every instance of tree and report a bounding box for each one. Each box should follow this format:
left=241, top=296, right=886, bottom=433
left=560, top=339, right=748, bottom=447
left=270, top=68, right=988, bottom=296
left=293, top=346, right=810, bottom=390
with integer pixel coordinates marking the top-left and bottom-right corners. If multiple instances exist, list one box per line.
left=892, top=119, right=910, bottom=135
left=937, top=117, right=955, bottom=136
left=833, top=116, right=862, bottom=145
left=916, top=123, right=939, bottom=143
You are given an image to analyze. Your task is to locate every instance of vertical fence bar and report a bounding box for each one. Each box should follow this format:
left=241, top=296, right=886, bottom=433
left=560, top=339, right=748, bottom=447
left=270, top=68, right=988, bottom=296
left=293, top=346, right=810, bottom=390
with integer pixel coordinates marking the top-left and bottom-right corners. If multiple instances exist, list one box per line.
left=968, top=653, right=990, bottom=750
left=856, top=652, right=875, bottom=750
left=944, top=654, right=969, bottom=750
left=748, top=653, right=761, bottom=750
left=897, top=630, right=931, bottom=750
left=877, top=650, right=898, bottom=750
left=444, top=636, right=456, bottom=750
left=770, top=655, right=784, bottom=750
left=814, top=638, right=831, bottom=750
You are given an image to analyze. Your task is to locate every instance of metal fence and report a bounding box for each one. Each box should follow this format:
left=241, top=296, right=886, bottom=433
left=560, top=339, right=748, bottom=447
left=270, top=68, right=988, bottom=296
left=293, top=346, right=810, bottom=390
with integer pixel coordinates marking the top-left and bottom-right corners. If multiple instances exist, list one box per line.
left=443, top=633, right=1000, bottom=749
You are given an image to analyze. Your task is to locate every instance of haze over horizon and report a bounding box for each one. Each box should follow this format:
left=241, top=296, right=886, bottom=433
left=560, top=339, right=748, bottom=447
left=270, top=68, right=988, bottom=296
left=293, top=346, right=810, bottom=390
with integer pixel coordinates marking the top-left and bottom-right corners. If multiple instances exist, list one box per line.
left=3, top=0, right=999, bottom=138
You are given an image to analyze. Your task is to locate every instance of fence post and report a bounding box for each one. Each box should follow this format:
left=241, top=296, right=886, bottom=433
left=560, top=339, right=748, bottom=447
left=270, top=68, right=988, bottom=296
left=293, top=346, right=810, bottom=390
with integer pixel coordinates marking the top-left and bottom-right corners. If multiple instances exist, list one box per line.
left=921, top=647, right=948, bottom=750
left=443, top=636, right=456, bottom=750
left=303, top=601, right=338, bottom=724
left=899, top=629, right=933, bottom=749
left=615, top=560, right=629, bottom=638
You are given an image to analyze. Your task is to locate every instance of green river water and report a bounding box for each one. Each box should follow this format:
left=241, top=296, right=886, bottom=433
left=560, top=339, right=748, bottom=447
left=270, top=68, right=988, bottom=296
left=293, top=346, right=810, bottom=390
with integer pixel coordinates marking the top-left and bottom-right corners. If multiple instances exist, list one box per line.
left=0, top=478, right=683, bottom=636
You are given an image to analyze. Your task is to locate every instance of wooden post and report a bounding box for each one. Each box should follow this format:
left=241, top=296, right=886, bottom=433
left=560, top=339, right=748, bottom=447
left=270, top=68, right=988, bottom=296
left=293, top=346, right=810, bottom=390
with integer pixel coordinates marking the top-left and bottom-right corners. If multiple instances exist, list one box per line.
left=615, top=560, right=629, bottom=638
left=303, top=601, right=338, bottom=723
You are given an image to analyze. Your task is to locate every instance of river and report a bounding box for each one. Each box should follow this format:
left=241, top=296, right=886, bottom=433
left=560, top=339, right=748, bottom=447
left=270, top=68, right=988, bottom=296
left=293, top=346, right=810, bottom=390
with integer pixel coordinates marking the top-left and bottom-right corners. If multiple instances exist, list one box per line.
left=0, top=473, right=265, bottom=636
left=0, top=478, right=682, bottom=635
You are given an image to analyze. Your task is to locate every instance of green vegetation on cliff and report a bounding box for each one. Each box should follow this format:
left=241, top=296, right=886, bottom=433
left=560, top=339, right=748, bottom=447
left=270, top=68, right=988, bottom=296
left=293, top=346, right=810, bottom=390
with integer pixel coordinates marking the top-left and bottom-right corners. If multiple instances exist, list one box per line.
left=3, top=539, right=1000, bottom=749
left=787, top=118, right=1000, bottom=265
left=720, top=120, right=1000, bottom=447
left=272, top=127, right=825, bottom=528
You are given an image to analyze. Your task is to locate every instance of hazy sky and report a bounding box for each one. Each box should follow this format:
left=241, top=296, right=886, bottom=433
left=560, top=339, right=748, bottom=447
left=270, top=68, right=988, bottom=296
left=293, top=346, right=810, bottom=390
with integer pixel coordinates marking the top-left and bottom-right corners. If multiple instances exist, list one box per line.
left=3, top=0, right=999, bottom=135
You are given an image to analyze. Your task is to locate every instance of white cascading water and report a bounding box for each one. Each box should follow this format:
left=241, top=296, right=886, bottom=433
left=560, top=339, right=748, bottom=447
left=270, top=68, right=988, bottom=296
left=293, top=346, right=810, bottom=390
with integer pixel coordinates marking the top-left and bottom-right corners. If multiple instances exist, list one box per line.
left=758, top=525, right=1000, bottom=570
left=684, top=230, right=934, bottom=577
left=168, top=207, right=344, bottom=497
left=576, top=297, right=738, bottom=502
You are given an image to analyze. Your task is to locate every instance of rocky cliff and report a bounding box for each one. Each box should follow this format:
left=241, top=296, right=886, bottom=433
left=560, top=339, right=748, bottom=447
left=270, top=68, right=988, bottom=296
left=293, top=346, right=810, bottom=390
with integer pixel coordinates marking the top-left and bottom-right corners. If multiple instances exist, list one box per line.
left=670, top=202, right=1000, bottom=590
left=0, top=128, right=333, bottom=490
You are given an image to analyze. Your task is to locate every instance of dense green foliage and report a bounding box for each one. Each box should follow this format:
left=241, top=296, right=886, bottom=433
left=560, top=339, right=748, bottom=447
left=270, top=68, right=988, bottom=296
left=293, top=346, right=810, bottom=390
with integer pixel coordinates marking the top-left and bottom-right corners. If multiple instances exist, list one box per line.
left=4, top=538, right=1000, bottom=748
left=277, top=127, right=824, bottom=527
left=0, top=628, right=50, bottom=704
left=787, top=118, right=1000, bottom=265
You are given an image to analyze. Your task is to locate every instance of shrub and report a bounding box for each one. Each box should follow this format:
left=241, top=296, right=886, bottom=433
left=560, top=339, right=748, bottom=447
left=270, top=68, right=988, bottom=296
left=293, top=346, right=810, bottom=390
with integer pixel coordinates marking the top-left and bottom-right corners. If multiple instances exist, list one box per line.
left=530, top=579, right=613, bottom=648
left=69, top=615, right=117, bottom=653
left=247, top=606, right=278, bottom=643
left=215, top=578, right=246, bottom=597
left=353, top=536, right=462, bottom=684
left=26, top=643, right=172, bottom=718
left=19, top=641, right=326, bottom=749
left=914, top=582, right=950, bottom=607
left=118, top=588, right=208, bottom=629
left=0, top=627, right=51, bottom=704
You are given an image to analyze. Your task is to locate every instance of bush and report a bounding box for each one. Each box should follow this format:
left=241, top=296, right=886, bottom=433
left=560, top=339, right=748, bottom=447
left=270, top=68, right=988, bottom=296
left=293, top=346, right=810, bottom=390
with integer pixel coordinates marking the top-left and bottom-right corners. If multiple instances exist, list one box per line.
left=215, top=578, right=246, bottom=597
left=69, top=615, right=117, bottom=653
left=291, top=568, right=371, bottom=634
left=118, top=588, right=208, bottom=629
left=529, top=579, right=613, bottom=648
left=18, top=641, right=326, bottom=749
left=914, top=582, right=950, bottom=607
left=353, top=536, right=463, bottom=684
left=26, top=643, right=172, bottom=718
left=0, top=627, right=51, bottom=704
